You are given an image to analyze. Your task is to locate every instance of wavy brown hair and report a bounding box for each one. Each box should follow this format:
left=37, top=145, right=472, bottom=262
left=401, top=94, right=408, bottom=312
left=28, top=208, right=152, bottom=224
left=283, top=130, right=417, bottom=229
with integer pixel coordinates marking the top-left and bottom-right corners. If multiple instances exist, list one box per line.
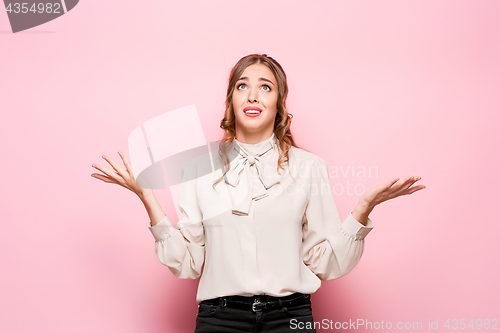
left=212, top=54, right=304, bottom=190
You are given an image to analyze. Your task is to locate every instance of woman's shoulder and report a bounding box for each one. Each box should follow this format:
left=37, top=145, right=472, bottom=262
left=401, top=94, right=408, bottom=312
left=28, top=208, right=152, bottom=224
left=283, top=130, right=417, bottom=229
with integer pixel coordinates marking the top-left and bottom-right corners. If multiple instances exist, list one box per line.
left=288, top=146, right=325, bottom=164
left=285, top=146, right=327, bottom=185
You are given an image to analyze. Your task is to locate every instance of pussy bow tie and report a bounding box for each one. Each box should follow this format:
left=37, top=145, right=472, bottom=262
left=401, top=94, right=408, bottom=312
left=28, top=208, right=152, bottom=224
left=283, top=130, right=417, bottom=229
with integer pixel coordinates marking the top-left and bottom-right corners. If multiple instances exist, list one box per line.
left=223, top=137, right=283, bottom=216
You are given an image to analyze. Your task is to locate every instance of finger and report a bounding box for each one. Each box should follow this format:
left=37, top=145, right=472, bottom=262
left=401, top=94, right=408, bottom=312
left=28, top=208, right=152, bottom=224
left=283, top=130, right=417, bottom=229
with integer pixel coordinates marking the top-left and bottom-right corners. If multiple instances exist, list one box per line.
left=381, top=176, right=414, bottom=199
left=118, top=151, right=133, bottom=175
left=403, top=175, right=415, bottom=185
left=102, top=155, right=129, bottom=179
left=406, top=184, right=426, bottom=194
left=396, top=183, right=427, bottom=197
left=385, top=177, right=400, bottom=189
left=92, top=163, right=123, bottom=182
left=91, top=173, right=119, bottom=184
left=401, top=175, right=417, bottom=190
left=392, top=175, right=415, bottom=191
left=403, top=175, right=424, bottom=191
left=407, top=176, right=423, bottom=188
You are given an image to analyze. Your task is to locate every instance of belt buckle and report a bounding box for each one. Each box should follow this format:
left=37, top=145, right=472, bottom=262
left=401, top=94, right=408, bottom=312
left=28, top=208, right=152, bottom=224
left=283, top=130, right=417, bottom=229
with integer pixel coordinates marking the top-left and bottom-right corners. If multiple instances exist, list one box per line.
left=252, top=298, right=262, bottom=312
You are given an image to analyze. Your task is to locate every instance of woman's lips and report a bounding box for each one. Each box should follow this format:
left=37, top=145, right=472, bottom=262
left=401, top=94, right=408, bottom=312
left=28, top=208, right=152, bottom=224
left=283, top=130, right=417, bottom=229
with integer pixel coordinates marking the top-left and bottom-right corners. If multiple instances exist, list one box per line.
left=243, top=107, right=262, bottom=117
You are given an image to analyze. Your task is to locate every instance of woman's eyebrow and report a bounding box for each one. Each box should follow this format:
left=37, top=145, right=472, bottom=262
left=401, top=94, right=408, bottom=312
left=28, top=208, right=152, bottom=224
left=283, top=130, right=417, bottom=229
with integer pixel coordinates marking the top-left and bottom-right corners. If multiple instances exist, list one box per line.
left=237, top=77, right=275, bottom=86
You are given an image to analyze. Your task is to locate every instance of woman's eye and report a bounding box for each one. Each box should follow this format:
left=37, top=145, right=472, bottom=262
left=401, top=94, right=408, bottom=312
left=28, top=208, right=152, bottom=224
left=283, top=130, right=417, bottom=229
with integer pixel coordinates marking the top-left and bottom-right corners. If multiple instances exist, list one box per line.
left=237, top=83, right=246, bottom=90
left=262, top=85, right=271, bottom=92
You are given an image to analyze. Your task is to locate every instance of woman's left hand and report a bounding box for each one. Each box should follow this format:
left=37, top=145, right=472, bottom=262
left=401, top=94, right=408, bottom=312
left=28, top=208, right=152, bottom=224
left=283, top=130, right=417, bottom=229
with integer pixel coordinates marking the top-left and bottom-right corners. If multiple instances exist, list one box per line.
left=351, top=176, right=425, bottom=225
left=362, top=175, right=426, bottom=210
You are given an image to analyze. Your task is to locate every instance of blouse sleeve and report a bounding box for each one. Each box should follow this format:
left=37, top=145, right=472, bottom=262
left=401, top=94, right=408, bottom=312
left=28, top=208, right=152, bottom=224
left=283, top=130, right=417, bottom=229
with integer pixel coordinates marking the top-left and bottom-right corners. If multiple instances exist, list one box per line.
left=147, top=161, right=205, bottom=279
left=302, top=157, right=374, bottom=280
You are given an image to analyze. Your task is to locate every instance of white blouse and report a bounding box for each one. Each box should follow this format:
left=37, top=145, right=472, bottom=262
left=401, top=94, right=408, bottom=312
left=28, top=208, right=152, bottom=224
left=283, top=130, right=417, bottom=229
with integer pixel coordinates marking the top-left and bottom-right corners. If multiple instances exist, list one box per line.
left=148, top=132, right=374, bottom=303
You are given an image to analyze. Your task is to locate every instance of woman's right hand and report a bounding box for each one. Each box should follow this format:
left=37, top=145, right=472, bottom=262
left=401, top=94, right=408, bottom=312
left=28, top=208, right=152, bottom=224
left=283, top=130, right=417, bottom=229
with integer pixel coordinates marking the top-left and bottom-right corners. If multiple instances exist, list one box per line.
left=91, top=151, right=152, bottom=198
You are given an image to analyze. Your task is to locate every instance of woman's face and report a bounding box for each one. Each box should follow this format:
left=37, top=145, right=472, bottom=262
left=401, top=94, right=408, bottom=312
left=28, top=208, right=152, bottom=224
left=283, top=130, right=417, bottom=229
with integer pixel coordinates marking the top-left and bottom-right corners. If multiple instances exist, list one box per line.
left=232, top=63, right=279, bottom=140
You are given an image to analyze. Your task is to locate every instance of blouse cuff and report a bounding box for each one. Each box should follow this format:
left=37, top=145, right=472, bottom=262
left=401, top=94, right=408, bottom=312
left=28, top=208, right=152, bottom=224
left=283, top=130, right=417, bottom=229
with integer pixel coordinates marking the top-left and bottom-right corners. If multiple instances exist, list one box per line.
left=148, top=215, right=174, bottom=242
left=340, top=212, right=374, bottom=240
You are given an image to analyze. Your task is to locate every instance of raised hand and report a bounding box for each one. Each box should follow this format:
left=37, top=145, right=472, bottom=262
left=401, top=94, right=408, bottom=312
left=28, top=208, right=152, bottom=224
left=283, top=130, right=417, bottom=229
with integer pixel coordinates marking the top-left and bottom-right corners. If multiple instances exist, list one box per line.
left=351, top=176, right=426, bottom=225
left=91, top=151, right=152, bottom=197
left=362, top=176, right=425, bottom=208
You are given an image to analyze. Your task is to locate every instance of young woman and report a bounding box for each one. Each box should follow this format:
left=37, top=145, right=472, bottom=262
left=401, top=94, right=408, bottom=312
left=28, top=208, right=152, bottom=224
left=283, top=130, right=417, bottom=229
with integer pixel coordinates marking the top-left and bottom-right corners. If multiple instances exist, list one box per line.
left=91, top=54, right=425, bottom=332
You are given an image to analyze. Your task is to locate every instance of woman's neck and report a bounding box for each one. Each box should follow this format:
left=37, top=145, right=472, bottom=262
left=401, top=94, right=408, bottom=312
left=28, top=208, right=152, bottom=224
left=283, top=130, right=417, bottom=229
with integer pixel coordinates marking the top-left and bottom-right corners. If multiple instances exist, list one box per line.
left=235, top=129, right=274, bottom=144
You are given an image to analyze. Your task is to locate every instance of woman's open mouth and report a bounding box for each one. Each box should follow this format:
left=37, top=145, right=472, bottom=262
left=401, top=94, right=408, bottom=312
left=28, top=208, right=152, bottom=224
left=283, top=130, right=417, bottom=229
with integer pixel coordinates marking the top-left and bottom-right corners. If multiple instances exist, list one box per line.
left=244, top=107, right=262, bottom=117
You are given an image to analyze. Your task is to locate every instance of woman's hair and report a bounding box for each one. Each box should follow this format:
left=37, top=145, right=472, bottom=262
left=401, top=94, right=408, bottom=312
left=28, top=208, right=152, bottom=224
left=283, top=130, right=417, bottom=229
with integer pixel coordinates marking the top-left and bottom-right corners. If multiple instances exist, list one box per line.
left=212, top=53, right=303, bottom=190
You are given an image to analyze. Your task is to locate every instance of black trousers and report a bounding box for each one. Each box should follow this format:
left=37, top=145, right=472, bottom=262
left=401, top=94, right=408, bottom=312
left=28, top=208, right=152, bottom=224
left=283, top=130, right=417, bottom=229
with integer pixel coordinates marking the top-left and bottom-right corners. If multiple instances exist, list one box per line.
left=194, top=292, right=316, bottom=333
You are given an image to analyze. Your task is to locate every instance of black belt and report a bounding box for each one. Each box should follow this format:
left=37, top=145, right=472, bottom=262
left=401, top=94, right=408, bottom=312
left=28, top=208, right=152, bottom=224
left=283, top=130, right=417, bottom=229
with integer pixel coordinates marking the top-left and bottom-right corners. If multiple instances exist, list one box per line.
left=201, top=292, right=310, bottom=312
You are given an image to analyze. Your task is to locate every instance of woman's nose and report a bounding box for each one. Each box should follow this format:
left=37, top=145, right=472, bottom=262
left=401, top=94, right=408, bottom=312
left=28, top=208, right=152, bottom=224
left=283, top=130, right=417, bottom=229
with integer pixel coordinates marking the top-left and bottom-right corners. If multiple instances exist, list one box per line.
left=247, top=88, right=258, bottom=102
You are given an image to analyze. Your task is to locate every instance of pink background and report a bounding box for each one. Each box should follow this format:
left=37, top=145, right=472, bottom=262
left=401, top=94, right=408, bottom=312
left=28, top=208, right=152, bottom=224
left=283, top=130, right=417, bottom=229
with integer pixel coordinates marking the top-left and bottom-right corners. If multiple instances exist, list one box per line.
left=1, top=1, right=499, bottom=332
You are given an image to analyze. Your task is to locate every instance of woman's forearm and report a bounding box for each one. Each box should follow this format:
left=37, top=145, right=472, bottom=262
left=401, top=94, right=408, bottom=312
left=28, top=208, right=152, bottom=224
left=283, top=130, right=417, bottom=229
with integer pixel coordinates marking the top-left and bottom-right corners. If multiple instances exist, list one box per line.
left=138, top=189, right=167, bottom=226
